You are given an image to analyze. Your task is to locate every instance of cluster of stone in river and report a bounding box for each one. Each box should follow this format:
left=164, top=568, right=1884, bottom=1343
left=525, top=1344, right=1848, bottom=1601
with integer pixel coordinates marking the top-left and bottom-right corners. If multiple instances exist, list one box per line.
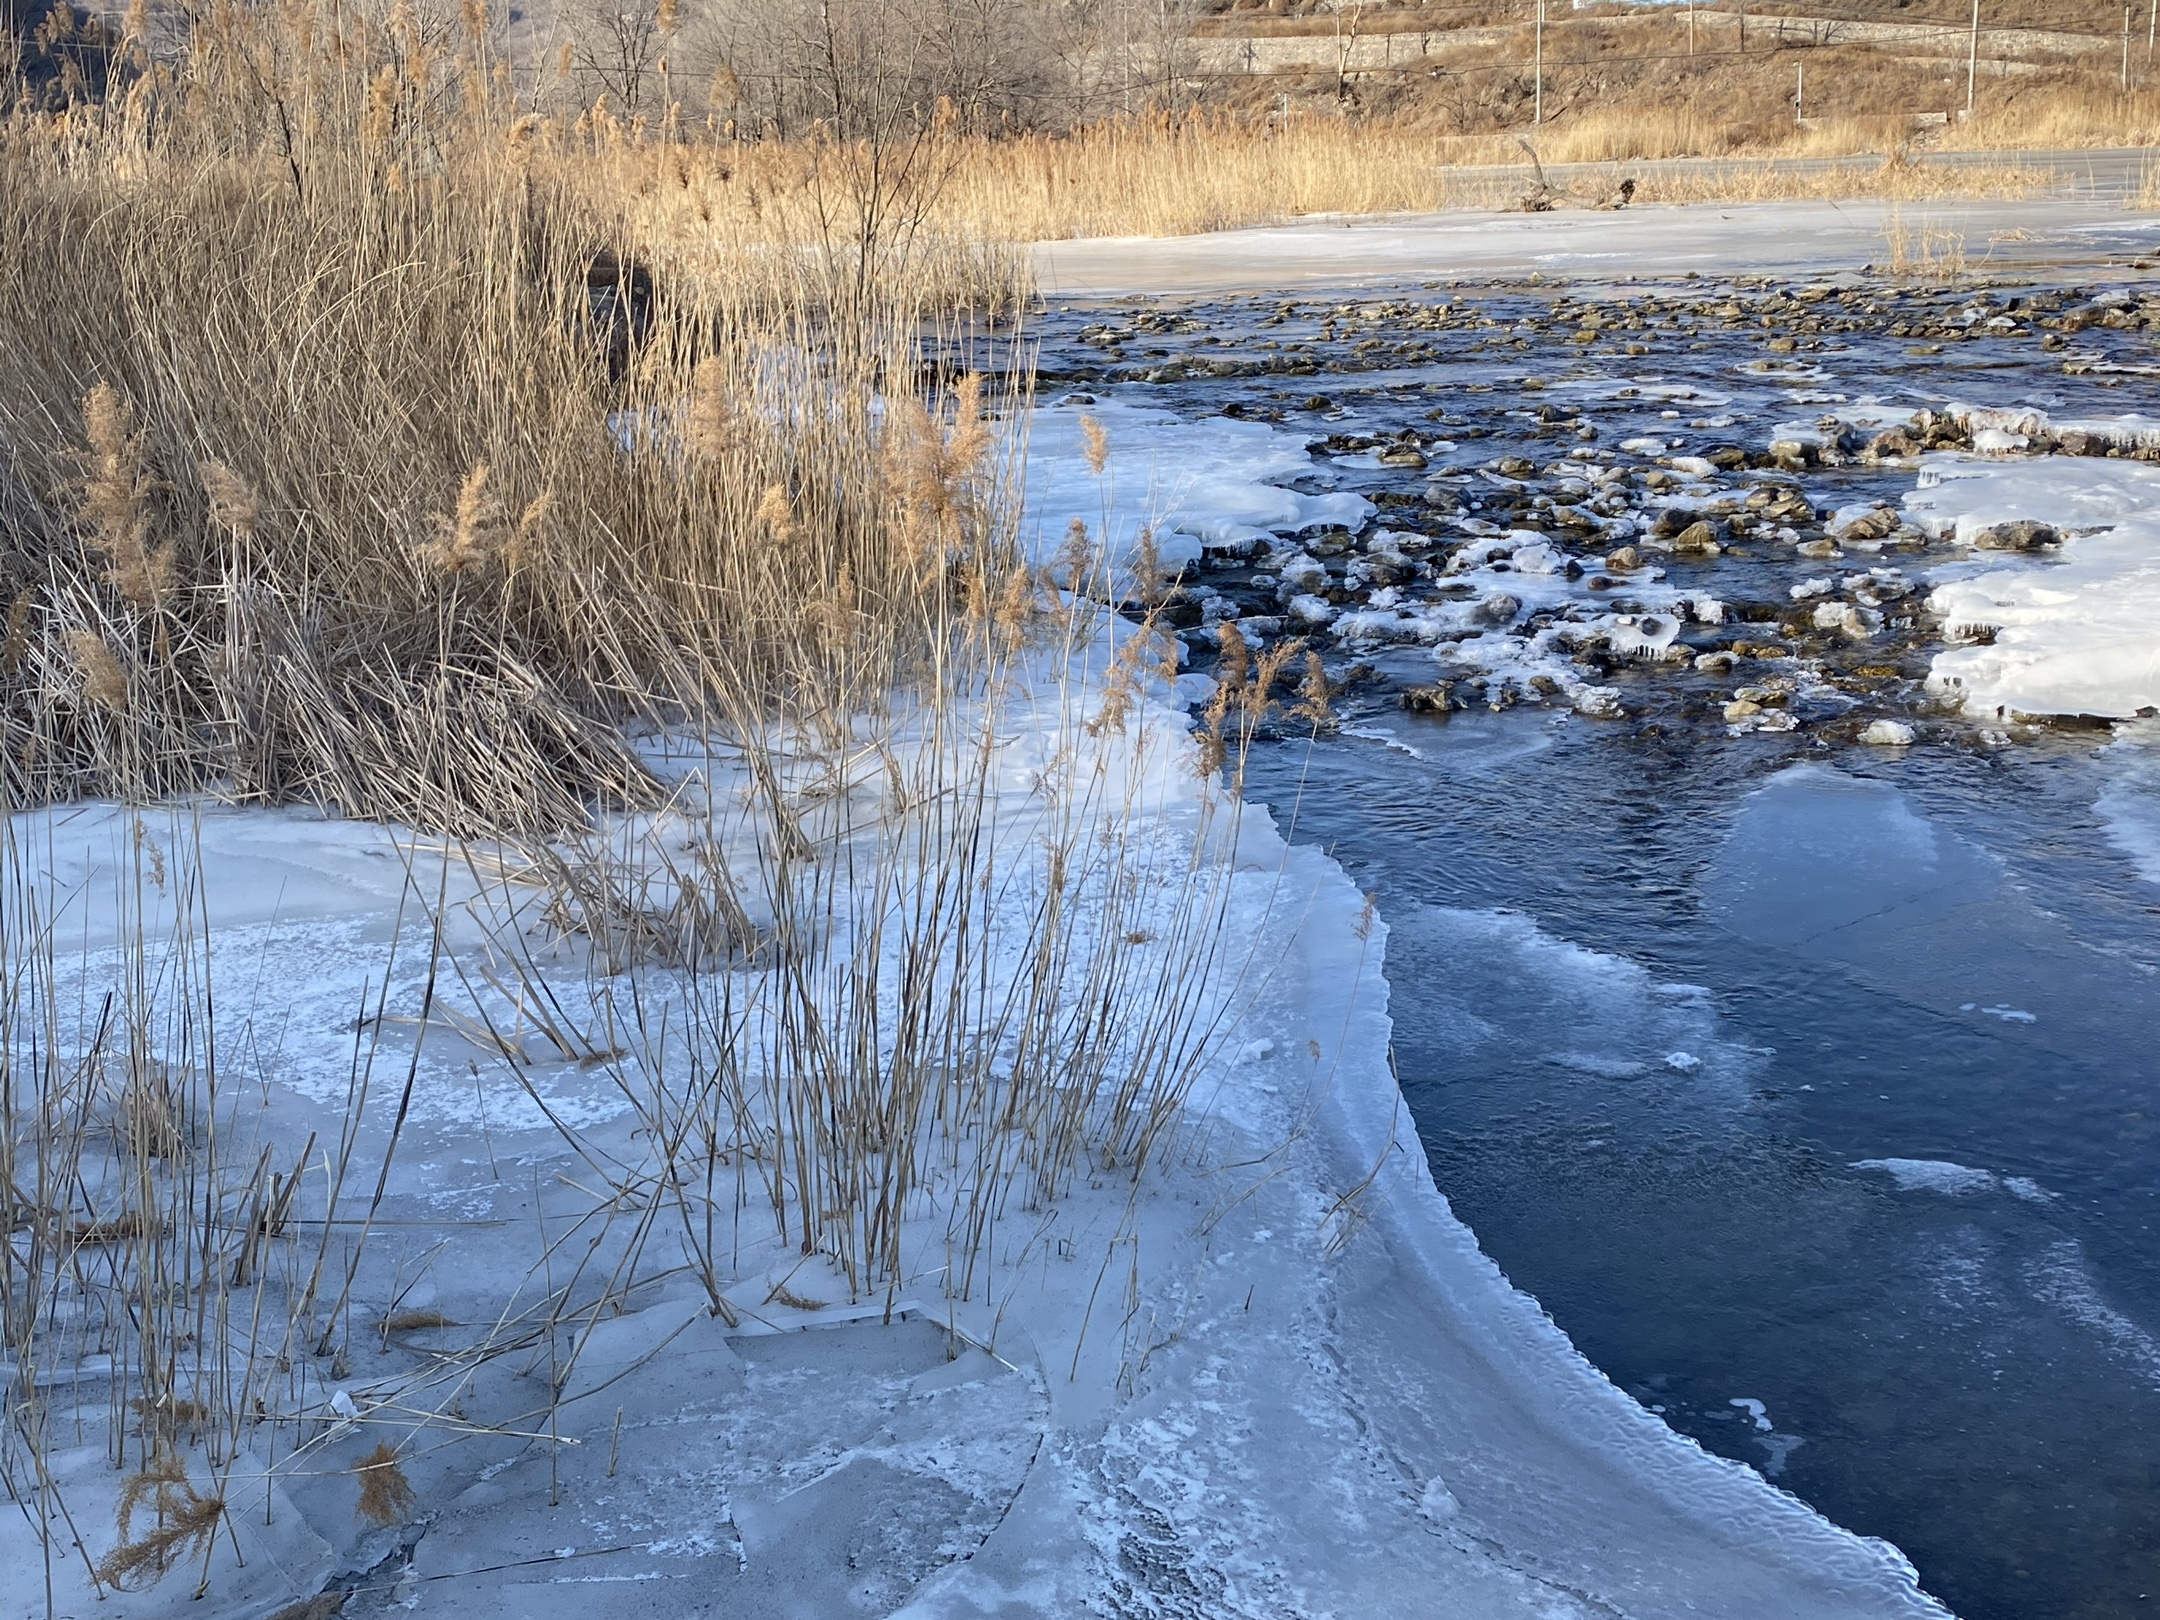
left=1047, top=275, right=2160, bottom=751
left=1043, top=279, right=2160, bottom=390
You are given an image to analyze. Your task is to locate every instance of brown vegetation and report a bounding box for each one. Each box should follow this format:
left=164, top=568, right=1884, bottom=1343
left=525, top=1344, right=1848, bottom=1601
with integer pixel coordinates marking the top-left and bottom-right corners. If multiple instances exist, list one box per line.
left=0, top=0, right=1035, bottom=833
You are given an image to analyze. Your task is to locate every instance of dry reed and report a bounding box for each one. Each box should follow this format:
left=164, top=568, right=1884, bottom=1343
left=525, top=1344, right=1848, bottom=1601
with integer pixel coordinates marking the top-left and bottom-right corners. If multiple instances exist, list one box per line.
left=0, top=0, right=1031, bottom=835
left=353, top=1441, right=417, bottom=1526
left=0, top=9, right=1347, bottom=1610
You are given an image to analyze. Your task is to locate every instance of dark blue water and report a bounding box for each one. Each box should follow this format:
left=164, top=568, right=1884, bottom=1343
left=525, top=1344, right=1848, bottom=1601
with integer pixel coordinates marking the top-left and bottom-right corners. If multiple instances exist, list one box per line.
left=1248, top=715, right=2160, bottom=1620
left=1021, top=273, right=2160, bottom=1617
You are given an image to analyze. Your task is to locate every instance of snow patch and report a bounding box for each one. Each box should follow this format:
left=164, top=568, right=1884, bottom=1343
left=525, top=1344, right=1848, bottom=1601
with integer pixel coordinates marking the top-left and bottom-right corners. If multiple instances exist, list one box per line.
left=1910, top=446, right=2160, bottom=719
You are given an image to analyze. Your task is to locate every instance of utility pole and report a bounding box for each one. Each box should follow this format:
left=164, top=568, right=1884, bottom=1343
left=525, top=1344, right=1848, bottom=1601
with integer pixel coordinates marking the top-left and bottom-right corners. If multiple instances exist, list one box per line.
left=1966, top=0, right=1979, bottom=116
left=1120, top=0, right=1129, bottom=117
left=1161, top=0, right=1171, bottom=113
left=1534, top=0, right=1544, bottom=125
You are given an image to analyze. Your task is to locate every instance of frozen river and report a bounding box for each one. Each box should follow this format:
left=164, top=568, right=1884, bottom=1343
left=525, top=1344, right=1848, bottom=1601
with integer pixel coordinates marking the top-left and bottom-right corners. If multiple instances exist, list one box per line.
left=1022, top=242, right=2160, bottom=1617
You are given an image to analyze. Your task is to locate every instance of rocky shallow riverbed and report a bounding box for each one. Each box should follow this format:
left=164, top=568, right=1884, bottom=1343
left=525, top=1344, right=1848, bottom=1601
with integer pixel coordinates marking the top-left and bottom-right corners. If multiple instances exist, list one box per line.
left=1031, top=273, right=2160, bottom=752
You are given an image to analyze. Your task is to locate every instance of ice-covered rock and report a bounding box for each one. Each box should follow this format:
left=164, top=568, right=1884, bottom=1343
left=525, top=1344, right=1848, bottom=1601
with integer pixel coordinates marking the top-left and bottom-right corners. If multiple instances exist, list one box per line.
left=1860, top=719, right=1917, bottom=747
left=1607, top=613, right=1683, bottom=661
left=1288, top=593, right=1337, bottom=626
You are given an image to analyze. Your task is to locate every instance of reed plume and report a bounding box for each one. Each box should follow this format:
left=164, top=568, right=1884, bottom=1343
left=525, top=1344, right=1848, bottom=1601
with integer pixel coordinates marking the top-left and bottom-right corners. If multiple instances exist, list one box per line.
left=96, top=1458, right=225, bottom=1589
left=67, top=631, right=129, bottom=711
left=78, top=384, right=172, bottom=608
left=354, top=1441, right=417, bottom=1525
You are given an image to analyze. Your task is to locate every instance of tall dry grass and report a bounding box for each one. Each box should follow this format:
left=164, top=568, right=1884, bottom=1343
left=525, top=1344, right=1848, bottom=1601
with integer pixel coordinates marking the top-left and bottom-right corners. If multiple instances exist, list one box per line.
left=0, top=7, right=1338, bottom=1607
left=581, top=96, right=2101, bottom=253
left=0, top=0, right=1033, bottom=835
left=808, top=109, right=2058, bottom=240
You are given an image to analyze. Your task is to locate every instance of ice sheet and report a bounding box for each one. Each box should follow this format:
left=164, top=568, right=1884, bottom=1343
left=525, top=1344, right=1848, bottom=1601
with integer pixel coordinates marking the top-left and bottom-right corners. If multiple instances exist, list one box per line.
left=1023, top=397, right=1371, bottom=574
left=1033, top=199, right=2160, bottom=298
left=1911, top=450, right=2160, bottom=719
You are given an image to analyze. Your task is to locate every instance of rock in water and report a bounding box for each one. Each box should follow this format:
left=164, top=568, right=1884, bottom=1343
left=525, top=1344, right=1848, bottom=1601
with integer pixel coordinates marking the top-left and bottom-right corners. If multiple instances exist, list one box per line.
left=1970, top=519, right=2060, bottom=551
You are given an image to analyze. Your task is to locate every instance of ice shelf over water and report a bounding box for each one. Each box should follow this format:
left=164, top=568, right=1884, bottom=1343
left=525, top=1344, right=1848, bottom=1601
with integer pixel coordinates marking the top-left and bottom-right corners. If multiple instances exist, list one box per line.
left=1911, top=445, right=2160, bottom=721
left=1024, top=396, right=1372, bottom=570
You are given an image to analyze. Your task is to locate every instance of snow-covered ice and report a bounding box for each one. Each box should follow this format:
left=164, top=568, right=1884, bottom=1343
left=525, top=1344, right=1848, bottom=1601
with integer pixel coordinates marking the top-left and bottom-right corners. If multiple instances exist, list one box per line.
left=1911, top=449, right=2160, bottom=720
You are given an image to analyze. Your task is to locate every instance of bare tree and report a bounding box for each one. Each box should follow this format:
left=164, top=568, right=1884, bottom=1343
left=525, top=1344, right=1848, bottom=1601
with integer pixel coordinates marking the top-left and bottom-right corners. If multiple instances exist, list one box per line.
left=571, top=0, right=674, bottom=115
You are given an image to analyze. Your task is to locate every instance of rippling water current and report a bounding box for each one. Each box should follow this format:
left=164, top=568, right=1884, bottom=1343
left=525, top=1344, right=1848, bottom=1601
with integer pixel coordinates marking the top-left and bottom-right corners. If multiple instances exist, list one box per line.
left=1029, top=275, right=2160, bottom=1620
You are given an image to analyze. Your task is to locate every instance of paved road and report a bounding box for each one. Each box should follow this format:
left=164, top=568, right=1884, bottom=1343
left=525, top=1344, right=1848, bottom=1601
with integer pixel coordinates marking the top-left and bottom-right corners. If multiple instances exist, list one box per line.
left=1451, top=144, right=2154, bottom=201
left=1033, top=194, right=2160, bottom=297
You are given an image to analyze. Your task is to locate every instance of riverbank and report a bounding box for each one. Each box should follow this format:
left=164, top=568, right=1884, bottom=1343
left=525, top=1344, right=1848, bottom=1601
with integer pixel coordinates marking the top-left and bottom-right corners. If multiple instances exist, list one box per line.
left=0, top=642, right=1950, bottom=1620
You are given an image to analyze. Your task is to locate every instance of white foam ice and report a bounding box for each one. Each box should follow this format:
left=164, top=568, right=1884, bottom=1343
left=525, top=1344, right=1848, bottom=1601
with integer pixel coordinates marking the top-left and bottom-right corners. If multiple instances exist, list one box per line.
left=1390, top=904, right=1756, bottom=1112
left=1851, top=1158, right=2002, bottom=1197
left=2096, top=719, right=2160, bottom=885
left=1851, top=1159, right=2056, bottom=1202
left=2026, top=1240, right=2160, bottom=1390
left=1730, top=1398, right=1774, bottom=1432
